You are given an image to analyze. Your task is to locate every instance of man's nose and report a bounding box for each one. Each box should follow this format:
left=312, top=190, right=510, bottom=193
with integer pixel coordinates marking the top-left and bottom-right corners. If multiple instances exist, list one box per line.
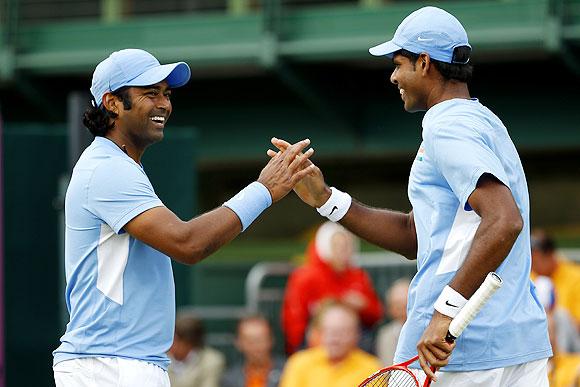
left=158, top=95, right=171, bottom=111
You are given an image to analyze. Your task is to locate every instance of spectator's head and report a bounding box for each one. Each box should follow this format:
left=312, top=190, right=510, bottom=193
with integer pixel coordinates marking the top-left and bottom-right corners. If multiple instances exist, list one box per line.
left=315, top=221, right=358, bottom=273
left=385, top=278, right=410, bottom=323
left=317, top=301, right=361, bottom=363
left=169, top=313, right=205, bottom=361
left=235, top=315, right=274, bottom=366
left=531, top=229, right=558, bottom=277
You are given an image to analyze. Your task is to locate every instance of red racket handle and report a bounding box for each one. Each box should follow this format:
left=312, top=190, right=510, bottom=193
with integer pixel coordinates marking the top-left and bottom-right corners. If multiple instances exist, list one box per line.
left=423, top=333, right=455, bottom=386
left=422, top=366, right=436, bottom=387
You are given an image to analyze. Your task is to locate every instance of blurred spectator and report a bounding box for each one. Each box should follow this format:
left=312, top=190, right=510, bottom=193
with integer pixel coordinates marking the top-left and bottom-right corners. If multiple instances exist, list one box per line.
left=547, top=309, right=580, bottom=387
left=221, top=315, right=284, bottom=387
left=534, top=276, right=580, bottom=353
left=168, top=314, right=225, bottom=387
left=375, top=278, right=410, bottom=365
left=532, top=229, right=580, bottom=330
left=279, top=301, right=381, bottom=387
left=282, top=221, right=383, bottom=354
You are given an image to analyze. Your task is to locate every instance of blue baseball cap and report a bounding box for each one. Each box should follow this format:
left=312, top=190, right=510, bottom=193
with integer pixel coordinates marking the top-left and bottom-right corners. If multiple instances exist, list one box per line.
left=369, top=6, right=470, bottom=64
left=90, top=48, right=191, bottom=106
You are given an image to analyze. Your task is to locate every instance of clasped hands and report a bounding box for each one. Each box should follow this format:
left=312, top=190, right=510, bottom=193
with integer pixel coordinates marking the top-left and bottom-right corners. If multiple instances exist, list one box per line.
left=261, top=137, right=330, bottom=207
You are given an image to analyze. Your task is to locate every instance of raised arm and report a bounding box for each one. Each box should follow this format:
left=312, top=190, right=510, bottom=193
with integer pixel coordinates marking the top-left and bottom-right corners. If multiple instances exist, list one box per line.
left=341, top=203, right=417, bottom=260
left=124, top=139, right=315, bottom=265
left=269, top=137, right=417, bottom=259
left=124, top=206, right=241, bottom=265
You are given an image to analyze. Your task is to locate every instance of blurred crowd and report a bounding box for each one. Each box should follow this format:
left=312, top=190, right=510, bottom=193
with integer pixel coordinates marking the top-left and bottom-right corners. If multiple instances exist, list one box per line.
left=166, top=224, right=580, bottom=387
left=531, top=230, right=580, bottom=387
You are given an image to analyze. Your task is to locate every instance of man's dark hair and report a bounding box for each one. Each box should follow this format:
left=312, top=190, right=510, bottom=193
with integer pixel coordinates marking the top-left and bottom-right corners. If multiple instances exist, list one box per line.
left=82, top=87, right=132, bottom=137
left=397, top=47, right=473, bottom=83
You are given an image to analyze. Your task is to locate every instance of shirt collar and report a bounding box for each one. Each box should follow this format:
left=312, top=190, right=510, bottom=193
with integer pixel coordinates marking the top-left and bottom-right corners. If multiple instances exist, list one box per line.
left=93, top=136, right=143, bottom=168
left=422, top=97, right=479, bottom=128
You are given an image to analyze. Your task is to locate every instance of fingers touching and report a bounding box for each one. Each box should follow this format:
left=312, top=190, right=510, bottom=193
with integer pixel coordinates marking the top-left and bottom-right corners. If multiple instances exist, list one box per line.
left=258, top=138, right=316, bottom=202
left=271, top=137, right=291, bottom=151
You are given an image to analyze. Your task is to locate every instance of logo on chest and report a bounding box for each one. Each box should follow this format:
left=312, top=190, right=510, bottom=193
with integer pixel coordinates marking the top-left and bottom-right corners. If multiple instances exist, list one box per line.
left=416, top=146, right=425, bottom=161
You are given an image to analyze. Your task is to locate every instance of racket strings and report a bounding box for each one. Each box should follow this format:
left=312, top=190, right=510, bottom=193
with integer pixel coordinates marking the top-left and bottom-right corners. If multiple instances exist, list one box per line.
left=363, top=369, right=418, bottom=387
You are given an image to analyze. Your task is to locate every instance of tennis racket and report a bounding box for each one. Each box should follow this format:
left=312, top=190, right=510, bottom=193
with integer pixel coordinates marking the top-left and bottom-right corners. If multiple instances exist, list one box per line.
left=359, top=272, right=503, bottom=387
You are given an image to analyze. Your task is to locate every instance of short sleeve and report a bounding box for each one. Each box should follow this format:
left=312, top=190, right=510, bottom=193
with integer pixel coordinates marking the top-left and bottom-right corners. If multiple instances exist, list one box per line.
left=425, top=121, right=509, bottom=210
left=87, top=158, right=163, bottom=233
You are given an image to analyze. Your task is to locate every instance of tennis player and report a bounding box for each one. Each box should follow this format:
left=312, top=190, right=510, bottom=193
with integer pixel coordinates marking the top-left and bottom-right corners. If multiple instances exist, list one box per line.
left=271, top=6, right=551, bottom=386
left=52, top=48, right=314, bottom=387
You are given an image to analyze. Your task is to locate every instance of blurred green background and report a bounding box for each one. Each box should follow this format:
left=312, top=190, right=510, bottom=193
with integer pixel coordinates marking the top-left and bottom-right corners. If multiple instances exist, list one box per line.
left=1, top=0, right=580, bottom=386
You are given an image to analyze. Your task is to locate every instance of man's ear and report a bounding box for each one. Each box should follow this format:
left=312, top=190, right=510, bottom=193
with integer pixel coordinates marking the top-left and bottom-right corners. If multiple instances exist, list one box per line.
left=418, top=53, right=431, bottom=74
left=102, top=92, right=119, bottom=114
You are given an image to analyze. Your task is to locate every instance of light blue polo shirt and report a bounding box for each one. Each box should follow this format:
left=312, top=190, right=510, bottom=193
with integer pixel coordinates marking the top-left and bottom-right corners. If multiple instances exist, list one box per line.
left=53, top=136, right=174, bottom=370
left=395, top=98, right=551, bottom=371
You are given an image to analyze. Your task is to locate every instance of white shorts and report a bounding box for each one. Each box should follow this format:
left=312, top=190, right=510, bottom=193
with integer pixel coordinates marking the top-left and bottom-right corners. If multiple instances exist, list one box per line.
left=412, top=358, right=549, bottom=387
left=53, top=357, right=170, bottom=387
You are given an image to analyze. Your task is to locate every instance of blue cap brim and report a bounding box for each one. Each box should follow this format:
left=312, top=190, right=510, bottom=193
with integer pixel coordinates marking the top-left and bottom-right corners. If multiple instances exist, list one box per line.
left=125, top=62, right=191, bottom=89
left=369, top=40, right=401, bottom=57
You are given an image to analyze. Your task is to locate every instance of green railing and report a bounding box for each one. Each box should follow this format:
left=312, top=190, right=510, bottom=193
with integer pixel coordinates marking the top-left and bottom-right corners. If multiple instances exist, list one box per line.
left=2, top=0, right=579, bottom=80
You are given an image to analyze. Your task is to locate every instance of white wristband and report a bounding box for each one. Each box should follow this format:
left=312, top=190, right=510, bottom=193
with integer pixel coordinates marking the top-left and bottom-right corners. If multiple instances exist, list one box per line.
left=316, top=187, right=352, bottom=222
left=434, top=285, right=468, bottom=318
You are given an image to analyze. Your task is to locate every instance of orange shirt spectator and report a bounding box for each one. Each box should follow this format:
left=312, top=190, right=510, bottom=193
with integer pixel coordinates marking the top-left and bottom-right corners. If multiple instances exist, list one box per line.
left=280, top=301, right=381, bottom=387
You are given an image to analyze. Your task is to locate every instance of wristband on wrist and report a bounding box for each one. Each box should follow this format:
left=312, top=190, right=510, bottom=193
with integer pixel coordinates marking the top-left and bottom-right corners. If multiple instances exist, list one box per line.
left=316, top=187, right=352, bottom=222
left=434, top=285, right=468, bottom=318
left=223, top=182, right=272, bottom=232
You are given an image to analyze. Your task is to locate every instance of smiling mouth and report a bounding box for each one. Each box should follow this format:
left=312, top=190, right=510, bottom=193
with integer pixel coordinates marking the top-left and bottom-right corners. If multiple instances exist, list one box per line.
left=150, top=116, right=166, bottom=125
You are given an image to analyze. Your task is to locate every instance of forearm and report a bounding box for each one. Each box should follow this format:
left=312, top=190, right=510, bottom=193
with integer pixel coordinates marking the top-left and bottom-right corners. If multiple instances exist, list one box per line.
left=124, top=206, right=242, bottom=265
left=176, top=207, right=242, bottom=264
left=449, top=212, right=522, bottom=298
left=340, top=200, right=417, bottom=260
